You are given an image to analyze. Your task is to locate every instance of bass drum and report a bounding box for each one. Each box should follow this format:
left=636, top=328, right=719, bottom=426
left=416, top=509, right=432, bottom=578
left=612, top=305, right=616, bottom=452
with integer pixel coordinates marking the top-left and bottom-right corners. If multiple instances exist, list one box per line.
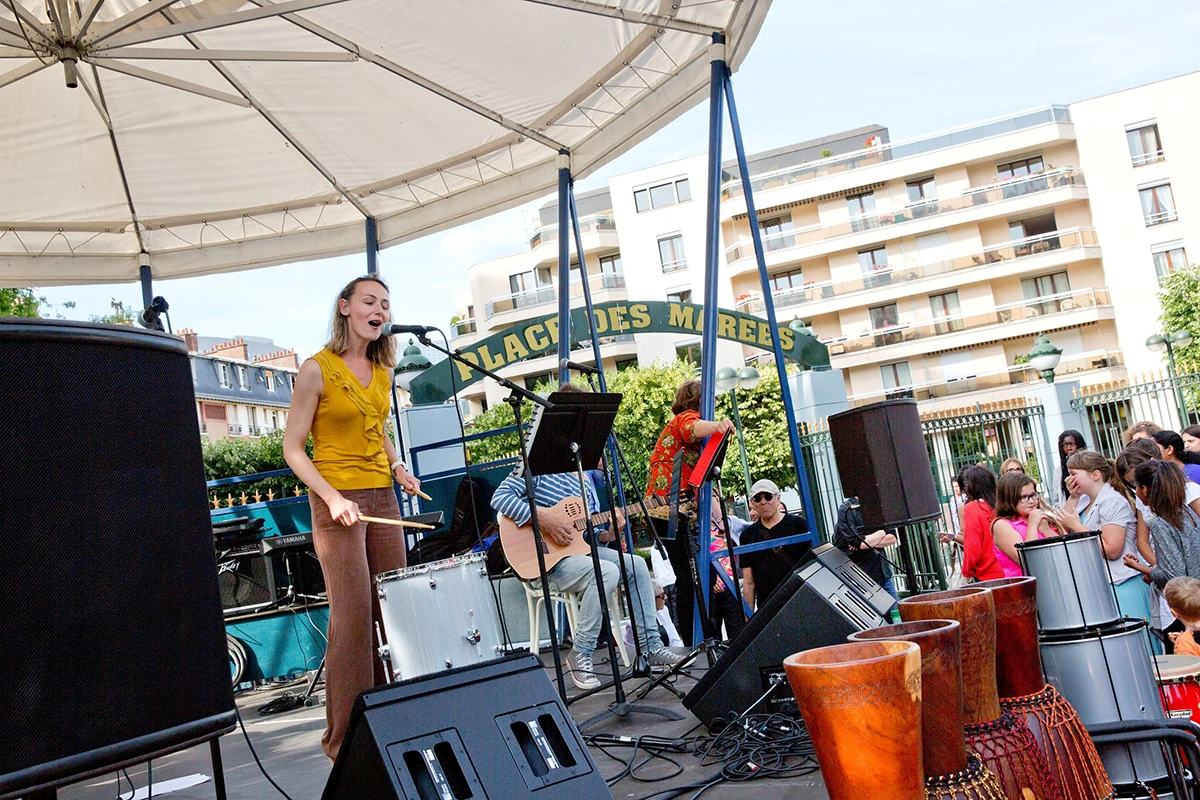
left=376, top=553, right=504, bottom=682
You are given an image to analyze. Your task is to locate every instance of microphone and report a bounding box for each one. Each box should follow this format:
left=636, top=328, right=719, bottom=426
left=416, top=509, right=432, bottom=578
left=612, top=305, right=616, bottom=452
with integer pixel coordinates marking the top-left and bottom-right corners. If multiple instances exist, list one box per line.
left=138, top=296, right=169, bottom=331
left=560, top=358, right=601, bottom=375
left=380, top=323, right=436, bottom=337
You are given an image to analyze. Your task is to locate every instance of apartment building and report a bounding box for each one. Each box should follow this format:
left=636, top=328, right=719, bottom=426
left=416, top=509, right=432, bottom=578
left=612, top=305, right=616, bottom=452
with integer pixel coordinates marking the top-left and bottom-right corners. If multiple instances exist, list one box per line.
left=180, top=329, right=299, bottom=439
left=452, top=71, right=1199, bottom=416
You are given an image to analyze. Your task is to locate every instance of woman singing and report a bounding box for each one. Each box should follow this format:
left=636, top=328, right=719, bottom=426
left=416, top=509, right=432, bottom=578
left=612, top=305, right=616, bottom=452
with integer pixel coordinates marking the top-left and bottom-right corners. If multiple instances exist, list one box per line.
left=283, top=275, right=421, bottom=761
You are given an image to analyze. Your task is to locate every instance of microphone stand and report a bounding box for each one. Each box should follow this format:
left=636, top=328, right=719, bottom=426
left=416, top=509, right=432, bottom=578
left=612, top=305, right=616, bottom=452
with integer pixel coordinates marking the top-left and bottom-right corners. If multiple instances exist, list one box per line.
left=415, top=333, right=568, bottom=702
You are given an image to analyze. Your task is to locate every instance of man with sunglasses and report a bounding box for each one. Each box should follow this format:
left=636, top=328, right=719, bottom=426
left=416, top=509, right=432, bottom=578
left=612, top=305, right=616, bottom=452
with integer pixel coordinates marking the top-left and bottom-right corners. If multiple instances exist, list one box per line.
left=739, top=479, right=811, bottom=611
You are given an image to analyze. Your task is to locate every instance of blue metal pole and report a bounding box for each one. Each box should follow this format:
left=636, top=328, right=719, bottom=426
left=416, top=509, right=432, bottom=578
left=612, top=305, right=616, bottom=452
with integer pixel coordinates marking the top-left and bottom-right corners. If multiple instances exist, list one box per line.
left=556, top=151, right=572, bottom=385
left=365, top=217, right=379, bottom=275
left=724, top=71, right=817, bottom=541
left=694, top=33, right=726, bottom=640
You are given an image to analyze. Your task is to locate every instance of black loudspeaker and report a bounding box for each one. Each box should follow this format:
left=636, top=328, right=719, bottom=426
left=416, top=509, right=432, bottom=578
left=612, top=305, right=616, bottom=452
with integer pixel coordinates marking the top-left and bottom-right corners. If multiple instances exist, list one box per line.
left=290, top=547, right=328, bottom=601
left=217, top=547, right=278, bottom=614
left=806, top=543, right=895, bottom=618
left=827, top=399, right=940, bottom=529
left=323, top=655, right=607, bottom=800
left=0, top=320, right=235, bottom=797
left=683, top=560, right=887, bottom=728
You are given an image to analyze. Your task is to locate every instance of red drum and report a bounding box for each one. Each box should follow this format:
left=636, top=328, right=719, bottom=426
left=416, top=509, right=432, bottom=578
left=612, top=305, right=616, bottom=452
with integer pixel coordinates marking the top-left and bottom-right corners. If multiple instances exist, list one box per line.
left=1154, top=654, right=1200, bottom=720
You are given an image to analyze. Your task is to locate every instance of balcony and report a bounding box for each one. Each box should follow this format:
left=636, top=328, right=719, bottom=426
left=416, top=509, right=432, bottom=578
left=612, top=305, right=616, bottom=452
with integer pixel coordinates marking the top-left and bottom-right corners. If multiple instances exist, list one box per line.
left=228, top=423, right=244, bottom=435
left=451, top=318, right=477, bottom=339
left=529, top=213, right=617, bottom=249
left=1145, top=210, right=1178, bottom=226
left=1132, top=150, right=1165, bottom=167
left=848, top=350, right=1125, bottom=407
left=484, top=272, right=626, bottom=318
left=735, top=228, right=1099, bottom=315
left=725, top=168, right=1085, bottom=267
left=722, top=105, right=1071, bottom=199
left=824, top=286, right=1112, bottom=360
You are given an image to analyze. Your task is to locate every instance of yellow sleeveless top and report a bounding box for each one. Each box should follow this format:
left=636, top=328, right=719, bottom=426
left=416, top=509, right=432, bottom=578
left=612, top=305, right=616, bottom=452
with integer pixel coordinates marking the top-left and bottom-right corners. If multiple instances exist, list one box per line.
left=308, top=348, right=393, bottom=491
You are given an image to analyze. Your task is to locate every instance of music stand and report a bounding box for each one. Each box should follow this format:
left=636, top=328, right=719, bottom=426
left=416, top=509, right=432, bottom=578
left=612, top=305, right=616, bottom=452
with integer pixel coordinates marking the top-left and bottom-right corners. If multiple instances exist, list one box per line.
left=528, top=391, right=682, bottom=729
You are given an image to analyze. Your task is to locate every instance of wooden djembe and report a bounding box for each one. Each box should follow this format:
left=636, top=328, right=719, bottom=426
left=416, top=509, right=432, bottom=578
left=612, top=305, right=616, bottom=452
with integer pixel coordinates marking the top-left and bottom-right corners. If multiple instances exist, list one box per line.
left=850, top=620, right=1005, bottom=799
left=784, top=641, right=925, bottom=800
left=975, top=577, right=1114, bottom=800
left=900, top=587, right=1063, bottom=800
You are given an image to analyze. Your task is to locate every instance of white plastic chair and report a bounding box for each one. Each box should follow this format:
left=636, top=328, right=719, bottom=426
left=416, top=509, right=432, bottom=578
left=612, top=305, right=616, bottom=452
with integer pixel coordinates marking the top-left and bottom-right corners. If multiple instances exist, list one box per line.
left=522, top=580, right=630, bottom=667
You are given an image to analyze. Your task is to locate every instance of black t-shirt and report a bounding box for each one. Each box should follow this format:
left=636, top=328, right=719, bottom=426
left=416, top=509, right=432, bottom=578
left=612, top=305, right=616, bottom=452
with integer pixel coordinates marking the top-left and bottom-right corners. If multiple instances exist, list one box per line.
left=832, top=500, right=893, bottom=585
left=739, top=514, right=811, bottom=604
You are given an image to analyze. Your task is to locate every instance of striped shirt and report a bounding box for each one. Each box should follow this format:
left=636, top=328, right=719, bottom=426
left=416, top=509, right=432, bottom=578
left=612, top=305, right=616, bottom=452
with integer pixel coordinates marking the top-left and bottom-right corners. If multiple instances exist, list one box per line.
left=490, top=470, right=604, bottom=529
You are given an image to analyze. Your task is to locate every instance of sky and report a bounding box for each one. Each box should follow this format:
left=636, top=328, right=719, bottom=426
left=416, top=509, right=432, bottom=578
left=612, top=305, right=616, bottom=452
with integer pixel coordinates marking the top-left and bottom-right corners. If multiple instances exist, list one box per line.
left=37, top=0, right=1200, bottom=360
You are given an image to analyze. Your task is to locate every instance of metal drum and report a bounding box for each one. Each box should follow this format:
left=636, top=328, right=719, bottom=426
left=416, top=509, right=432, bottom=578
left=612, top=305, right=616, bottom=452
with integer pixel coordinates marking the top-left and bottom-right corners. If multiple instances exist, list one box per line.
left=1017, top=531, right=1120, bottom=631
left=376, top=553, right=504, bottom=681
left=1040, top=618, right=1167, bottom=787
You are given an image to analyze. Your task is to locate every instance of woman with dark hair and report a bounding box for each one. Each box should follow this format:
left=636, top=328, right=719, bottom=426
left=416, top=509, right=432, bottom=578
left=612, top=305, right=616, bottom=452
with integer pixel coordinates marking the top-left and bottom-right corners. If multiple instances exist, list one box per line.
left=1056, top=429, right=1086, bottom=506
left=1183, top=425, right=1200, bottom=454
left=1122, top=460, right=1200, bottom=593
left=960, top=466, right=1004, bottom=581
left=1152, top=430, right=1200, bottom=484
left=284, top=275, right=421, bottom=760
left=992, top=472, right=1061, bottom=577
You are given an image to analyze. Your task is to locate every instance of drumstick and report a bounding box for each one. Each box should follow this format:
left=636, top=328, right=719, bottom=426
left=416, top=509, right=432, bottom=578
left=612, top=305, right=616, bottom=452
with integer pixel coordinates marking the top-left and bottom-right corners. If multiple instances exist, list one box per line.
left=412, top=487, right=433, bottom=502
left=360, top=515, right=435, bottom=530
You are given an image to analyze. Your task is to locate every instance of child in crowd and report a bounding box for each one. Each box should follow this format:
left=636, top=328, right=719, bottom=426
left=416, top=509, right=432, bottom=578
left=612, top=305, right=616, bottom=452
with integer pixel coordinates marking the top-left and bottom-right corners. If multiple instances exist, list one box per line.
left=1165, top=577, right=1200, bottom=656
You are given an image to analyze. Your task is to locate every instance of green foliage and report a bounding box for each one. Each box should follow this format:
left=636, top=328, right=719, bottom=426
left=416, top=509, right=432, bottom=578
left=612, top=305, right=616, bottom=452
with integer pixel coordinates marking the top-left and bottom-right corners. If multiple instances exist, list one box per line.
left=202, top=429, right=313, bottom=505
left=820, top=148, right=834, bottom=159
left=1158, top=263, right=1200, bottom=376
left=715, top=369, right=797, bottom=493
left=1, top=288, right=44, bottom=318
left=89, top=299, right=135, bottom=326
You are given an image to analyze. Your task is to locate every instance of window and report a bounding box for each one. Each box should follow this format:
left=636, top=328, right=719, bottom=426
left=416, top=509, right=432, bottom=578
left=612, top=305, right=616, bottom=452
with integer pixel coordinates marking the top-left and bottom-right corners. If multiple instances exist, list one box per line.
left=634, top=178, right=691, bottom=212
left=667, top=289, right=692, bottom=304
left=1021, top=271, right=1071, bottom=315
left=847, top=192, right=876, bottom=232
left=675, top=342, right=701, bottom=367
left=997, top=155, right=1045, bottom=180
left=1140, top=183, right=1177, bottom=226
left=265, top=371, right=276, bottom=392
left=759, top=215, right=796, bottom=252
left=522, top=370, right=557, bottom=391
left=218, top=362, right=232, bottom=388
left=768, top=267, right=804, bottom=294
left=1127, top=123, right=1164, bottom=166
left=269, top=410, right=279, bottom=430
left=509, top=267, right=554, bottom=308
left=858, top=246, right=890, bottom=288
left=906, top=176, right=936, bottom=203
left=237, top=365, right=249, bottom=390
left=929, top=291, right=964, bottom=335
left=881, top=361, right=914, bottom=400
left=598, top=254, right=624, bottom=288
left=1152, top=242, right=1188, bottom=282
left=658, top=234, right=687, bottom=272
left=615, top=358, right=638, bottom=372
left=1009, top=212, right=1060, bottom=254
left=869, top=303, right=903, bottom=346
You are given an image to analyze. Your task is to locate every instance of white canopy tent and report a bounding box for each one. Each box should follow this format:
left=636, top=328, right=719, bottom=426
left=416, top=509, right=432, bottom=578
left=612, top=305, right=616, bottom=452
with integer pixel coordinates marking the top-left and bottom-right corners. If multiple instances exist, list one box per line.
left=0, top=0, right=770, bottom=285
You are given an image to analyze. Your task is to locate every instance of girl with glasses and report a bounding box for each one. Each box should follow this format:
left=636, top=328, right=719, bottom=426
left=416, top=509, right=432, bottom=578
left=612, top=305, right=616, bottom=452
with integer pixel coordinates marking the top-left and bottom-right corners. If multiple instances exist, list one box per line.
left=991, top=472, right=1061, bottom=577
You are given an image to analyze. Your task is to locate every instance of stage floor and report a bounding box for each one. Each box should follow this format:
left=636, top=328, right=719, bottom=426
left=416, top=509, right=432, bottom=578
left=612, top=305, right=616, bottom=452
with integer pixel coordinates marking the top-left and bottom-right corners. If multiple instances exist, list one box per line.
left=58, top=650, right=830, bottom=800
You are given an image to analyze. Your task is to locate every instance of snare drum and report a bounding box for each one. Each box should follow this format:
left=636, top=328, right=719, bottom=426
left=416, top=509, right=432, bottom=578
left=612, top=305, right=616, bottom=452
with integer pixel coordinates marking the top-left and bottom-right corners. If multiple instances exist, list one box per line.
left=376, top=553, right=504, bottom=681
left=1155, top=654, right=1200, bottom=720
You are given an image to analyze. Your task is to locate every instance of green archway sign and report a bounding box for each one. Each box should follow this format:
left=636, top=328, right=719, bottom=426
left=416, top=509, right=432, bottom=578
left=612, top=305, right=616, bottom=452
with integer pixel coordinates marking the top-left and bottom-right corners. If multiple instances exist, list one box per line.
left=408, top=300, right=830, bottom=405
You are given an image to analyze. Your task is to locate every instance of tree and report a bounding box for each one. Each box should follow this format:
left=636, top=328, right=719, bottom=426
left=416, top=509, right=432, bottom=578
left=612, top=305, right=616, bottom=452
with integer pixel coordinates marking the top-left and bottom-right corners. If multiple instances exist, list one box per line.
left=89, top=298, right=135, bottom=326
left=1, top=288, right=44, bottom=318
left=1158, top=263, right=1200, bottom=376
left=202, top=429, right=313, bottom=506
left=714, top=369, right=797, bottom=492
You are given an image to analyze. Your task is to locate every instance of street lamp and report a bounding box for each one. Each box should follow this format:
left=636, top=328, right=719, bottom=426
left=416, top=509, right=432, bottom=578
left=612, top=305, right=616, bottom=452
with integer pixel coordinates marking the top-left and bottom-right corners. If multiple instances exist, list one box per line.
left=1147, top=328, right=1193, bottom=428
left=716, top=364, right=760, bottom=500
left=1028, top=334, right=1063, bottom=384
left=394, top=340, right=432, bottom=392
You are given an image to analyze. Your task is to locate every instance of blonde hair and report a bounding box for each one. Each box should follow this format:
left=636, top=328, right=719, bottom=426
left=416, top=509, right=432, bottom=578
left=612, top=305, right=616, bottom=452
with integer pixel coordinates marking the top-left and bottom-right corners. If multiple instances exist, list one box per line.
left=1123, top=420, right=1162, bottom=444
left=1066, top=450, right=1133, bottom=510
left=326, top=276, right=396, bottom=369
left=1166, top=577, right=1200, bottom=623
left=1000, top=458, right=1025, bottom=475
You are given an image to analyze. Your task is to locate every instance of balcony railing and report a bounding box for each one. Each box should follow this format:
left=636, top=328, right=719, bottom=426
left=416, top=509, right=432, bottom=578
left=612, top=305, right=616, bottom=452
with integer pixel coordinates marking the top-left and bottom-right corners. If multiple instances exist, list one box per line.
left=725, top=168, right=1085, bottom=264
left=1145, top=210, right=1178, bottom=226
left=228, top=423, right=244, bottom=435
left=661, top=258, right=687, bottom=273
left=529, top=213, right=617, bottom=248
left=1132, top=150, right=1165, bottom=167
left=849, top=350, right=1125, bottom=406
left=734, top=228, right=1098, bottom=314
left=451, top=318, right=477, bottom=339
left=823, top=287, right=1111, bottom=358
left=485, top=271, right=627, bottom=317
left=722, top=105, right=1071, bottom=199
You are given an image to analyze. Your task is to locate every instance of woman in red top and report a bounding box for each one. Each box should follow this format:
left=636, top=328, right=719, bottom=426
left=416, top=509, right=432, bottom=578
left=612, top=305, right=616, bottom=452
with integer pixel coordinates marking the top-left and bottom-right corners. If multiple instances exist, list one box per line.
left=959, top=465, right=1005, bottom=581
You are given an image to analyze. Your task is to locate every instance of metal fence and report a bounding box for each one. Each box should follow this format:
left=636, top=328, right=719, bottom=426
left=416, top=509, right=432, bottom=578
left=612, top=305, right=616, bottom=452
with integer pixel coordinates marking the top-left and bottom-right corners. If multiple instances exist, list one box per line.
left=1071, top=370, right=1200, bottom=458
left=800, top=399, right=1051, bottom=594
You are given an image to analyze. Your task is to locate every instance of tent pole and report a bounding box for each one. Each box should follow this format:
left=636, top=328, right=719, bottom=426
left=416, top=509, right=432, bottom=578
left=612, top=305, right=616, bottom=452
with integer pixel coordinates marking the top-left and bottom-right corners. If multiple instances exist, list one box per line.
left=556, top=151, right=571, bottom=384
left=724, top=72, right=817, bottom=543
left=365, top=217, right=379, bottom=275
left=138, top=252, right=152, bottom=309
left=694, top=32, right=726, bottom=643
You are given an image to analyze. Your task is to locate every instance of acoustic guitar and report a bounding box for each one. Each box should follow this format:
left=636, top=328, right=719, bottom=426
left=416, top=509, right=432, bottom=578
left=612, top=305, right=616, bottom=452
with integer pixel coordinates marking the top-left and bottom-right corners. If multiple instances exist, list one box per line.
left=499, top=494, right=688, bottom=581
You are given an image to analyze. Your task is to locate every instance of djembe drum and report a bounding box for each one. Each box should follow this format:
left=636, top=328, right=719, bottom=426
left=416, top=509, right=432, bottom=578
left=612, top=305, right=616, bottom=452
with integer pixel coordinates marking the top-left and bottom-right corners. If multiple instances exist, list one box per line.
left=850, top=620, right=1005, bottom=799
left=784, top=641, right=925, bottom=800
left=975, top=577, right=1114, bottom=800
left=901, top=587, right=1063, bottom=800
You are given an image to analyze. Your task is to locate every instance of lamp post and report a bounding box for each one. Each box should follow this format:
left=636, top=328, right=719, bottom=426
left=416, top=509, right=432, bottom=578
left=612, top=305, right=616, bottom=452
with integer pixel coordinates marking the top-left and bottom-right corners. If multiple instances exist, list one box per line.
left=1028, top=334, right=1063, bottom=384
left=1147, top=329, right=1194, bottom=428
left=716, top=364, right=760, bottom=500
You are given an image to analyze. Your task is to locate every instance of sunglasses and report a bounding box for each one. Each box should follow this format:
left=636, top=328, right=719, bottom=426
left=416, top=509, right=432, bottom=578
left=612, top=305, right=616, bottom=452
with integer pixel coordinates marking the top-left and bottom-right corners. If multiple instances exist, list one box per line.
left=752, top=492, right=776, bottom=503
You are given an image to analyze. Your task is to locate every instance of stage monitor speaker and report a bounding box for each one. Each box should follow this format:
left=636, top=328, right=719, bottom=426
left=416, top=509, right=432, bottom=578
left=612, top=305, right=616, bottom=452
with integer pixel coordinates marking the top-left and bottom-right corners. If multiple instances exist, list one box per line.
left=323, top=654, right=607, bottom=800
left=683, top=560, right=887, bottom=729
left=0, top=320, right=235, bottom=798
left=827, top=399, right=940, bottom=530
left=217, top=548, right=278, bottom=614
left=806, top=543, right=895, bottom=618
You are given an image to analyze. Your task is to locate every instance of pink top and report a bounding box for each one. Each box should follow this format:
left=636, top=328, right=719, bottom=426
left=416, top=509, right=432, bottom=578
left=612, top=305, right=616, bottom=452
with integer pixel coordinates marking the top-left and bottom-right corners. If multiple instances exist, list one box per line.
left=993, top=518, right=1045, bottom=578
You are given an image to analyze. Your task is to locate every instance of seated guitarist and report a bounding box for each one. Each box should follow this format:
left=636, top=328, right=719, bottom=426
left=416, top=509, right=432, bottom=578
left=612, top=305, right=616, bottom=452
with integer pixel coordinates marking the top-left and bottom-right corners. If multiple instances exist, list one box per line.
left=491, top=385, right=682, bottom=690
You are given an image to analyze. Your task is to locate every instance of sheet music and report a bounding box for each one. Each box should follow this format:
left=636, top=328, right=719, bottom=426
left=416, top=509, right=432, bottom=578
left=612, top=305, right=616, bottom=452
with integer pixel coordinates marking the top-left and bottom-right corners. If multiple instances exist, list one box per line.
left=511, top=402, right=545, bottom=478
